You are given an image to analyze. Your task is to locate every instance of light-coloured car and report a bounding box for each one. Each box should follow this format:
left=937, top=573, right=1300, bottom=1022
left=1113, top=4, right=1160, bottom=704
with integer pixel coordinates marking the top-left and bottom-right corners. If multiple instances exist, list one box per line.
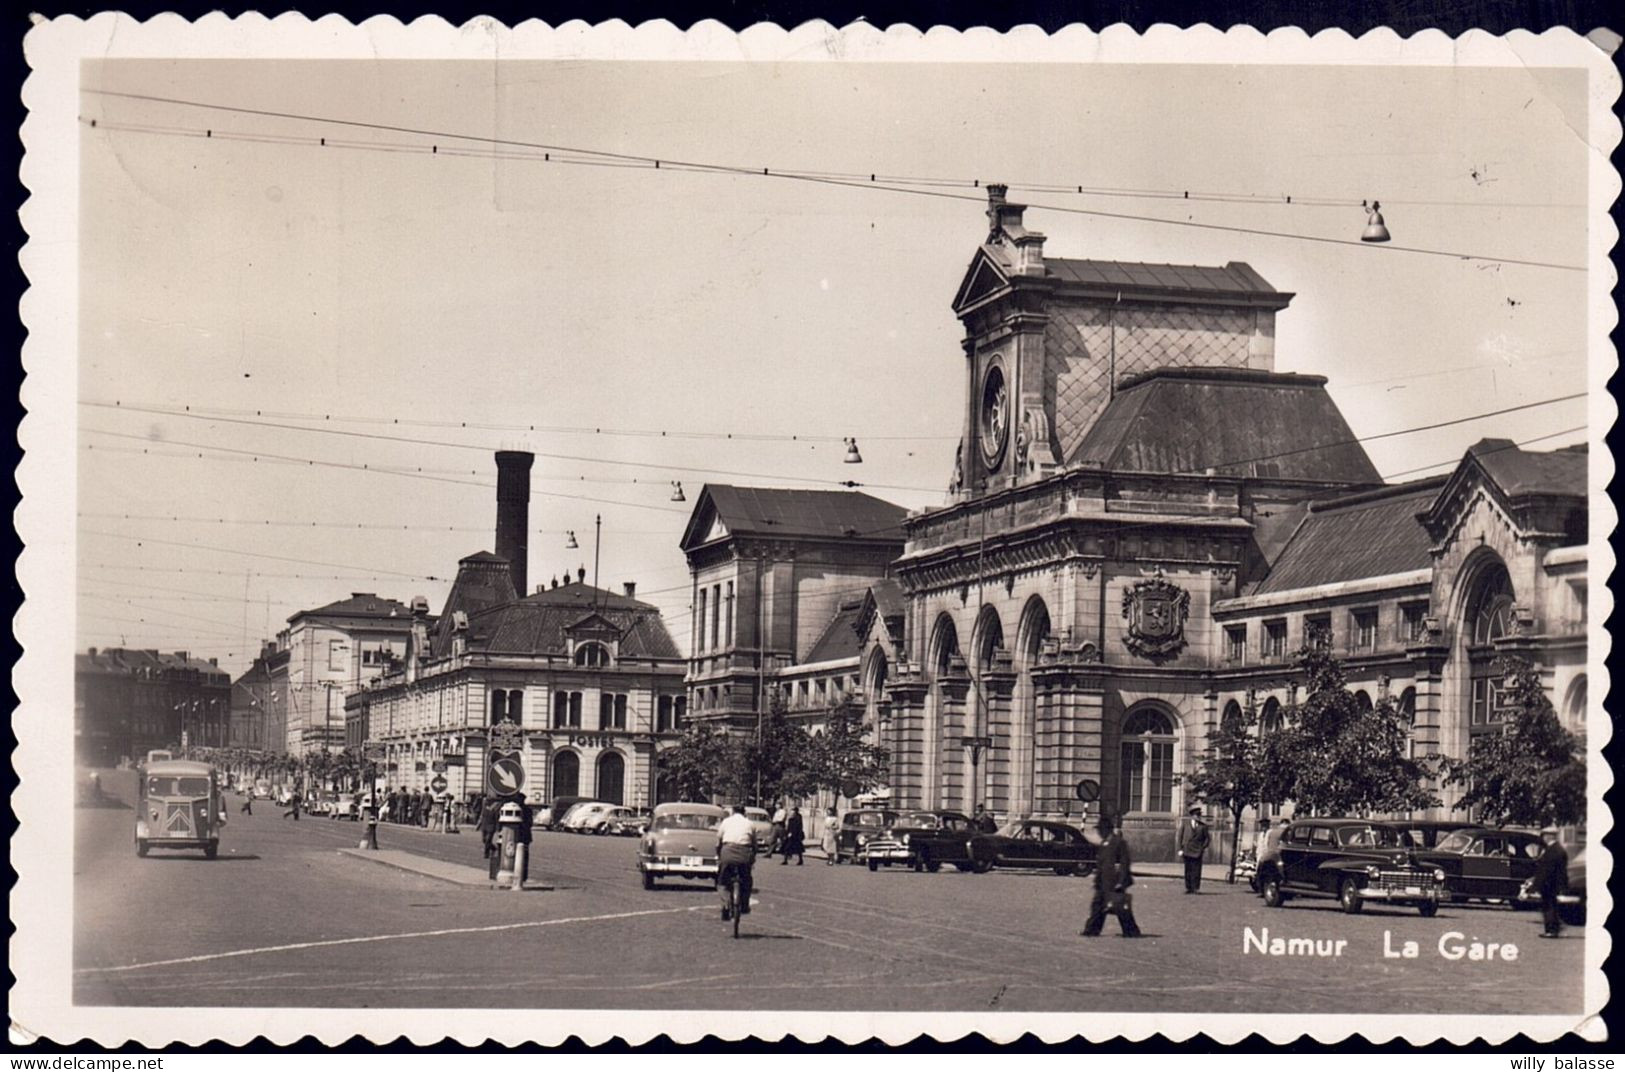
left=638, top=802, right=727, bottom=890
left=743, top=807, right=775, bottom=847
left=562, top=801, right=621, bottom=833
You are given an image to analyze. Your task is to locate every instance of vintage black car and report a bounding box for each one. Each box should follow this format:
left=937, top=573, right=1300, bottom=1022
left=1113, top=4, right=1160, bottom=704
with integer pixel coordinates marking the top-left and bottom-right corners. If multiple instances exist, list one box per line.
left=1414, top=828, right=1544, bottom=906
left=1257, top=818, right=1445, bottom=916
left=1388, top=819, right=1486, bottom=850
left=862, top=810, right=972, bottom=871
left=964, top=819, right=1097, bottom=876
left=832, top=808, right=897, bottom=865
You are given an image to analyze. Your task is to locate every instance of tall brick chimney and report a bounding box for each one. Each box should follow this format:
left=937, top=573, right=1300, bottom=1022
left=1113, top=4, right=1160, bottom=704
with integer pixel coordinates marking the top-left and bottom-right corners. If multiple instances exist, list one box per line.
left=494, top=449, right=534, bottom=597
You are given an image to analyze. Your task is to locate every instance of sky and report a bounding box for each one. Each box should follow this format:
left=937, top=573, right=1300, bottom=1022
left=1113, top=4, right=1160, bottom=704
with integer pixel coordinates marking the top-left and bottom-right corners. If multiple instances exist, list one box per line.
left=76, top=59, right=1593, bottom=676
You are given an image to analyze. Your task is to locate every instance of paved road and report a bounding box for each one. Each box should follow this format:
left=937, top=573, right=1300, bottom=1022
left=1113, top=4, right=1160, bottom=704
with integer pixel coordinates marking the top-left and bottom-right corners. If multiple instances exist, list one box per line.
left=76, top=770, right=1584, bottom=1012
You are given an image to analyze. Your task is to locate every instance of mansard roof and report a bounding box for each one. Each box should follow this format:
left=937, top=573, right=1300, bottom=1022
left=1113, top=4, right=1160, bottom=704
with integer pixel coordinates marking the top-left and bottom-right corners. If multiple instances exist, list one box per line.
left=680, top=485, right=908, bottom=550
left=1252, top=479, right=1443, bottom=595
left=1068, top=367, right=1382, bottom=485
left=804, top=599, right=867, bottom=664
left=464, top=581, right=681, bottom=660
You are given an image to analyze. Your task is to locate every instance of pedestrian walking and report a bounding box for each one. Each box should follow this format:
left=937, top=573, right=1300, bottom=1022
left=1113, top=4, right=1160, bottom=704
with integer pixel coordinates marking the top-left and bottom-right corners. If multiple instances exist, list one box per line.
left=781, top=806, right=805, bottom=865
left=770, top=804, right=787, bottom=858
left=443, top=794, right=459, bottom=834
left=972, top=804, right=997, bottom=834
left=515, top=793, right=534, bottom=885
left=1253, top=818, right=1272, bottom=860
left=281, top=788, right=302, bottom=821
left=819, top=807, right=839, bottom=864
left=1177, top=804, right=1210, bottom=893
left=1531, top=826, right=1570, bottom=938
left=239, top=790, right=252, bottom=815
left=1081, top=816, right=1141, bottom=938
left=479, top=797, right=501, bottom=880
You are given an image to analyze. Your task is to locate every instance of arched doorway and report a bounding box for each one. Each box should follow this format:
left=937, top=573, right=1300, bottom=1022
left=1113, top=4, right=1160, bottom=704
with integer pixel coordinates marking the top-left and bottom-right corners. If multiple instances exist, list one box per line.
left=970, top=606, right=1005, bottom=815
left=1013, top=597, right=1050, bottom=817
left=1117, top=704, right=1178, bottom=818
left=1464, top=558, right=1515, bottom=737
left=926, top=614, right=961, bottom=810
left=596, top=751, right=625, bottom=805
left=551, top=750, right=580, bottom=799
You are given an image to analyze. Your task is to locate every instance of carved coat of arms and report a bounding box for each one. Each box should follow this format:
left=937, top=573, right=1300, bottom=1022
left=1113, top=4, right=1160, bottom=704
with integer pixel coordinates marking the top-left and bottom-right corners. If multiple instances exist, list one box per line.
left=1121, top=577, right=1191, bottom=659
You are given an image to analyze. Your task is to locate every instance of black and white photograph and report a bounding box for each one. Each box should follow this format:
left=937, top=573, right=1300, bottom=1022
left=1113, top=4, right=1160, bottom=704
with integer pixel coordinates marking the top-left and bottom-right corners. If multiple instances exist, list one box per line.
left=13, top=18, right=1615, bottom=1046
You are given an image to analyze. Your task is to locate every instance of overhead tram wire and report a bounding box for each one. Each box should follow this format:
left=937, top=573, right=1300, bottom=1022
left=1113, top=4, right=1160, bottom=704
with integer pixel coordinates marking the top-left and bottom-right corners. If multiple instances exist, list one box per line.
left=75, top=510, right=677, bottom=537
left=77, top=101, right=1585, bottom=273
left=81, top=402, right=946, bottom=495
left=77, top=528, right=453, bottom=581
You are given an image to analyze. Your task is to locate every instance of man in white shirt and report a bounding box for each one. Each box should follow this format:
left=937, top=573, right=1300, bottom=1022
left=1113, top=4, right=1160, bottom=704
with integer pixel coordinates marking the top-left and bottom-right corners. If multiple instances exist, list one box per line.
left=716, top=805, right=758, bottom=920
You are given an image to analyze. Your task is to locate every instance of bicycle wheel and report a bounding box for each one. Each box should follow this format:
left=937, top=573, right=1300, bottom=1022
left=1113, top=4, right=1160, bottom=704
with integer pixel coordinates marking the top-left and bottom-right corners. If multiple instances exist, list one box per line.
left=732, top=889, right=741, bottom=939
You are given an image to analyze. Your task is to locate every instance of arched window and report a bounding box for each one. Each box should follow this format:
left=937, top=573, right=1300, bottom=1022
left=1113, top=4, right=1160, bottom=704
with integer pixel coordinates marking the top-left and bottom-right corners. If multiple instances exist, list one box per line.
left=1354, top=690, right=1373, bottom=712
left=574, top=643, right=609, bottom=668
left=1118, top=706, right=1177, bottom=815
left=1260, top=698, right=1283, bottom=736
left=1465, top=559, right=1515, bottom=732
left=552, top=750, right=580, bottom=798
left=1221, top=700, right=1244, bottom=729
left=974, top=608, right=1004, bottom=674
left=1399, top=687, right=1417, bottom=759
left=596, top=751, right=625, bottom=805
left=1563, top=675, right=1587, bottom=734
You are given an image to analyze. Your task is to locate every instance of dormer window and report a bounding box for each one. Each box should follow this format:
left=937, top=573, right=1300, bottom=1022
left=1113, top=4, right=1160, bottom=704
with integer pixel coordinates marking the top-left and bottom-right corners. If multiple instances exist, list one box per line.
left=574, top=642, right=610, bottom=668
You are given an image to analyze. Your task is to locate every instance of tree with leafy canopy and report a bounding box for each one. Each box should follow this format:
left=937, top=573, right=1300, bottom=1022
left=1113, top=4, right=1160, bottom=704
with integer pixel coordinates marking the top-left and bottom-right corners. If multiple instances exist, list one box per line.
left=810, top=700, right=891, bottom=802
left=1183, top=696, right=1266, bottom=882
left=1268, top=636, right=1439, bottom=817
left=737, top=698, right=820, bottom=805
left=656, top=721, right=734, bottom=802
left=1441, top=656, right=1585, bottom=826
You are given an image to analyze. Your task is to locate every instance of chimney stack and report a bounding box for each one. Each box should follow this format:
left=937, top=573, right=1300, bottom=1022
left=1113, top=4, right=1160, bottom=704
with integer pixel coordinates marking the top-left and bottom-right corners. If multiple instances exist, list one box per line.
left=494, top=449, right=535, bottom=598
left=623, top=582, right=637, bottom=599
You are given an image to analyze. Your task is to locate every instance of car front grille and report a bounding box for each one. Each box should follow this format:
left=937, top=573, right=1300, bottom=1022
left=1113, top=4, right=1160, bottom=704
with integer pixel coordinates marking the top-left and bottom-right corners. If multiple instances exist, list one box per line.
left=1371, top=869, right=1439, bottom=893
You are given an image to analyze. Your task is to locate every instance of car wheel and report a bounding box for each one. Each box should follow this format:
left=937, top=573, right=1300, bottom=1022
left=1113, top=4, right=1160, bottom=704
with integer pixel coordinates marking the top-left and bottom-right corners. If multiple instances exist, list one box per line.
left=1053, top=865, right=1077, bottom=876
left=641, top=871, right=655, bottom=891
left=868, top=859, right=879, bottom=872
left=972, top=859, right=993, bottom=874
left=1417, top=900, right=1439, bottom=918
left=1339, top=877, right=1364, bottom=915
left=925, top=860, right=942, bottom=873
left=952, top=863, right=972, bottom=873
left=1260, top=876, right=1283, bottom=907
left=135, top=839, right=148, bottom=858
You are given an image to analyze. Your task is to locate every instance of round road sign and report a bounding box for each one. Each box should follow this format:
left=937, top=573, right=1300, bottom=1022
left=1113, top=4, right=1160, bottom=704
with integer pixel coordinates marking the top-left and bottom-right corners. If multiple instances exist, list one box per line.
left=430, top=774, right=449, bottom=793
left=1074, top=778, right=1101, bottom=803
left=486, top=753, right=526, bottom=796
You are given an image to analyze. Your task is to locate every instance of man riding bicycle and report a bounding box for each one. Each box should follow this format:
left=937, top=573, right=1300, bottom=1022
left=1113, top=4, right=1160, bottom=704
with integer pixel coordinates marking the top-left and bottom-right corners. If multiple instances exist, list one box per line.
left=716, top=803, right=757, bottom=921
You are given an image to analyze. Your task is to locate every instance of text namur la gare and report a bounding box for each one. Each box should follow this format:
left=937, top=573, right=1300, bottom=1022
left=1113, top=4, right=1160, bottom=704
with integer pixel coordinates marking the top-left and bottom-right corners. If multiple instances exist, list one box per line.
left=1243, top=927, right=1521, bottom=961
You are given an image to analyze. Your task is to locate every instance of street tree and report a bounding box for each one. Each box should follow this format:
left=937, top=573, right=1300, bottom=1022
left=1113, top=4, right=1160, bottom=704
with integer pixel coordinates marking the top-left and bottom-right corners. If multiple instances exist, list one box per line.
left=1183, top=697, right=1265, bottom=881
left=738, top=699, right=820, bottom=805
left=656, top=721, right=734, bottom=802
left=811, top=700, right=891, bottom=802
left=1270, top=638, right=1439, bottom=817
left=1441, top=656, right=1585, bottom=826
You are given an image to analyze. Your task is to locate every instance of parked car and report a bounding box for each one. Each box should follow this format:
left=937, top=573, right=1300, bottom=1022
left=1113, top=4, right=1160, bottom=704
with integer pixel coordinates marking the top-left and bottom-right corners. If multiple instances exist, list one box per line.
left=862, top=810, right=972, bottom=871
left=561, top=801, right=622, bottom=833
left=1256, top=818, right=1445, bottom=916
left=329, top=797, right=360, bottom=821
left=579, top=804, right=641, bottom=835
left=604, top=807, right=650, bottom=837
left=1389, top=819, right=1486, bottom=850
left=638, top=802, right=728, bottom=890
left=964, top=819, right=1097, bottom=876
left=742, top=807, right=774, bottom=848
left=1517, top=844, right=1585, bottom=925
left=274, top=786, right=295, bottom=806
left=1413, top=828, right=1543, bottom=906
left=832, top=808, right=898, bottom=864
left=253, top=780, right=272, bottom=800
left=541, top=796, right=599, bottom=829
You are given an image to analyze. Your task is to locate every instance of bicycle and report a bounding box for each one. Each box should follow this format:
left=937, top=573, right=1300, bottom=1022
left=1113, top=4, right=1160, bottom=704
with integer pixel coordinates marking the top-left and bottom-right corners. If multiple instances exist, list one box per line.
left=721, top=868, right=742, bottom=938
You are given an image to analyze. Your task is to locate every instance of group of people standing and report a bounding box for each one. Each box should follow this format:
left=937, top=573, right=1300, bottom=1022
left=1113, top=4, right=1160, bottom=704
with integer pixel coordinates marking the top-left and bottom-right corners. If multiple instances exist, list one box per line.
left=766, top=804, right=807, bottom=864
left=375, top=786, right=459, bottom=832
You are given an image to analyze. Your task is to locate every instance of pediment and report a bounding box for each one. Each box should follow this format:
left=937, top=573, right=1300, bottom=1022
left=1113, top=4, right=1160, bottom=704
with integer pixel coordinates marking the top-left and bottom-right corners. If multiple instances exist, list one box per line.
left=952, top=247, right=1013, bottom=315
left=565, top=612, right=623, bottom=638
left=678, top=488, right=729, bottom=552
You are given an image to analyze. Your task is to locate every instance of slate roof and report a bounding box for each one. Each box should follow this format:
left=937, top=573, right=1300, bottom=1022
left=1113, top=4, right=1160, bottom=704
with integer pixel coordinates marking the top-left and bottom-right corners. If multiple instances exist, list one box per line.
left=804, top=600, right=867, bottom=664
left=1252, top=479, right=1443, bottom=595
left=464, top=581, right=681, bottom=660
left=1068, top=367, right=1382, bottom=485
left=1469, top=439, right=1587, bottom=498
left=292, top=592, right=415, bottom=624
left=683, top=485, right=909, bottom=548
left=431, top=552, right=517, bottom=657
left=1047, top=258, right=1286, bottom=302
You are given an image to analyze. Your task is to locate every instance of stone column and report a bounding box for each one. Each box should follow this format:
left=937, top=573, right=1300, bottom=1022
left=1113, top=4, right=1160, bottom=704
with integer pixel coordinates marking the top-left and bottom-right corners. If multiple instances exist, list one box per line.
left=1407, top=634, right=1450, bottom=815
left=885, top=670, right=929, bottom=810
left=981, top=650, right=1017, bottom=818
left=1032, top=650, right=1106, bottom=819
left=937, top=657, right=971, bottom=813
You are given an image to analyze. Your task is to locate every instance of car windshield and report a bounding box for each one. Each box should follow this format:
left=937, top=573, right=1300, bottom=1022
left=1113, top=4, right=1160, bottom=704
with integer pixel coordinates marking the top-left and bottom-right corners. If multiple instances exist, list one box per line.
left=745, top=809, right=769, bottom=821
left=652, top=812, right=720, bottom=831
left=147, top=776, right=210, bottom=797
left=1338, top=825, right=1405, bottom=848
left=900, top=812, right=940, bottom=828
left=995, top=821, right=1024, bottom=837
left=1436, top=831, right=1476, bottom=853
left=850, top=812, right=888, bottom=827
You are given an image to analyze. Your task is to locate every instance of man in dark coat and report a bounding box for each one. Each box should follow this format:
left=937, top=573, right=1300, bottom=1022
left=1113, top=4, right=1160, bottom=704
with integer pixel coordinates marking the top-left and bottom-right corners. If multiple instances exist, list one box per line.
left=1176, top=804, right=1211, bottom=893
left=1082, top=817, right=1141, bottom=938
left=1530, top=826, right=1569, bottom=938
left=478, top=797, right=502, bottom=880
left=972, top=805, right=997, bottom=834
left=780, top=806, right=806, bottom=865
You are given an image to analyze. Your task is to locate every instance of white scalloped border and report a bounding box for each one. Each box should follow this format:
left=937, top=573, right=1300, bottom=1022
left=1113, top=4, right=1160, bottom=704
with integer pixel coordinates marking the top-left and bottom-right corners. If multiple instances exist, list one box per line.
left=14, top=14, right=1618, bottom=1048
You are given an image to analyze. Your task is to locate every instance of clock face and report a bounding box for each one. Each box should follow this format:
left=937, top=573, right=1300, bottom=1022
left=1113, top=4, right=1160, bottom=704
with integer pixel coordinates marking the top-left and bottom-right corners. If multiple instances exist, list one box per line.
left=980, top=363, right=1008, bottom=466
